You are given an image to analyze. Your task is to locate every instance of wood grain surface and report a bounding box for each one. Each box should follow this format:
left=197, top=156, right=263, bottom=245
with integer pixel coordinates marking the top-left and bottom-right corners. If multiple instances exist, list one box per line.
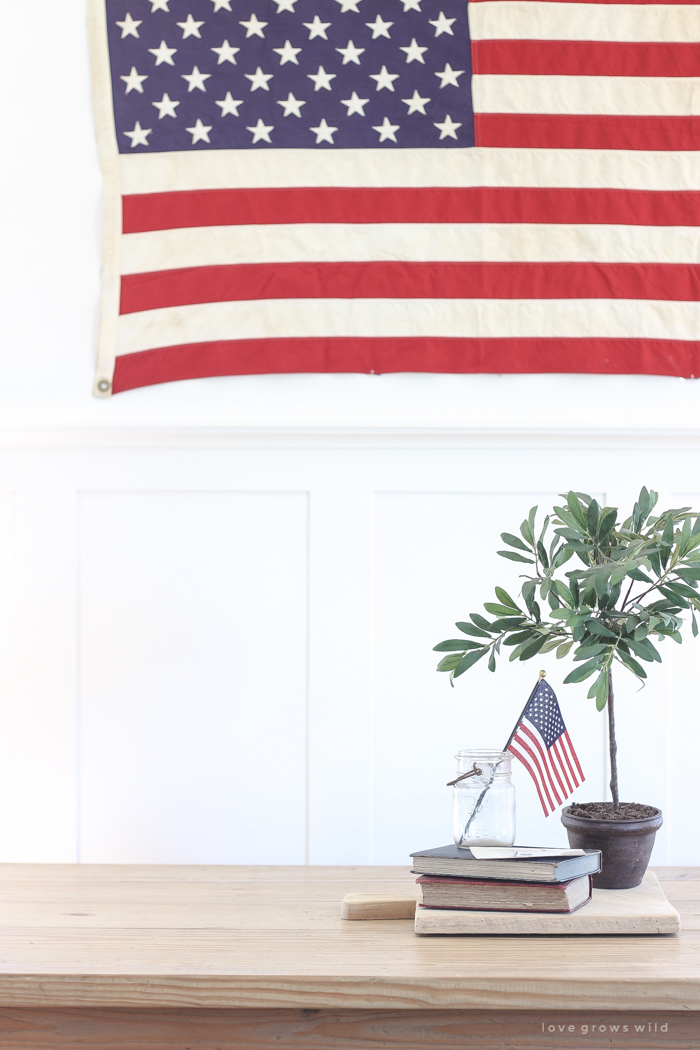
left=0, top=864, right=698, bottom=1011
left=0, top=1008, right=699, bottom=1050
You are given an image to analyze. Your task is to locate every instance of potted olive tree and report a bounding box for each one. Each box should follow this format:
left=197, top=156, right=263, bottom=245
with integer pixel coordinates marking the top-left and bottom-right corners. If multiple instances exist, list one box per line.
left=434, top=488, right=699, bottom=889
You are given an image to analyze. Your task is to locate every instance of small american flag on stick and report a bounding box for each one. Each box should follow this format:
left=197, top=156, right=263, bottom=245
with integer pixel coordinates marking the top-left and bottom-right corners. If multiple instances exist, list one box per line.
left=506, top=674, right=584, bottom=817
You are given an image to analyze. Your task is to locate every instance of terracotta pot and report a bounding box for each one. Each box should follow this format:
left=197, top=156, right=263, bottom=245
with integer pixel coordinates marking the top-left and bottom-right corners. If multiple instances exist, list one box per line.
left=561, top=805, right=663, bottom=889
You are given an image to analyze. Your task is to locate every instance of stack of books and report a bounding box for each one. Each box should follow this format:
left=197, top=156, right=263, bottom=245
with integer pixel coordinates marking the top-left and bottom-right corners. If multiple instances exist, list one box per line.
left=410, top=845, right=603, bottom=915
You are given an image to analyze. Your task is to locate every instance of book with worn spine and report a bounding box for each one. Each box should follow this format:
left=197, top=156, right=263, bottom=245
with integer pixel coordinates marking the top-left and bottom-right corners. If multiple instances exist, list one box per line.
left=417, top=873, right=592, bottom=913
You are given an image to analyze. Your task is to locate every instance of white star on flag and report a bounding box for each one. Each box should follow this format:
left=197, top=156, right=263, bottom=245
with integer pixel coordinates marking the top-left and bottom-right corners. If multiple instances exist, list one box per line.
left=245, top=66, right=274, bottom=91
left=186, top=118, right=212, bottom=143
left=211, top=40, right=240, bottom=64
left=276, top=0, right=299, bottom=10
left=176, top=14, right=205, bottom=38
left=372, top=116, right=399, bottom=142
left=216, top=92, right=244, bottom=116
left=370, top=65, right=399, bottom=91
left=341, top=91, right=369, bottom=116
left=246, top=118, right=274, bottom=143
left=273, top=40, right=302, bottom=65
left=434, top=114, right=461, bottom=139
left=116, top=13, right=142, bottom=38
left=429, top=11, right=456, bottom=36
left=211, top=0, right=232, bottom=10
left=277, top=92, right=306, bottom=117
left=335, top=0, right=362, bottom=11
left=239, top=14, right=267, bottom=37
left=435, top=63, right=465, bottom=88
left=402, top=89, right=430, bottom=114
left=148, top=40, right=177, bottom=65
left=181, top=66, right=211, bottom=91
left=310, top=118, right=338, bottom=144
left=336, top=40, right=365, bottom=65
left=120, top=67, right=148, bottom=94
left=399, top=0, right=422, bottom=10
left=152, top=93, right=180, bottom=118
left=303, top=16, right=331, bottom=40
left=123, top=121, right=151, bottom=146
left=365, top=15, right=393, bottom=38
left=307, top=66, right=336, bottom=91
left=148, top=0, right=170, bottom=10
left=400, top=38, right=428, bottom=63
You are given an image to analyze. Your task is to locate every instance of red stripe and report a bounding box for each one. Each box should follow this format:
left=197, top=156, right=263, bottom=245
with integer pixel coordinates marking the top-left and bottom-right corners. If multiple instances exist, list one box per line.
left=558, top=736, right=581, bottom=789
left=564, top=730, right=585, bottom=782
left=120, top=262, right=700, bottom=314
left=476, top=115, right=700, bottom=151
left=121, top=187, right=700, bottom=232
left=543, top=734, right=571, bottom=800
left=512, top=731, right=557, bottom=810
left=472, top=41, right=700, bottom=77
left=553, top=738, right=574, bottom=794
left=508, top=743, right=550, bottom=816
left=520, top=725, right=563, bottom=806
left=111, top=336, right=700, bottom=392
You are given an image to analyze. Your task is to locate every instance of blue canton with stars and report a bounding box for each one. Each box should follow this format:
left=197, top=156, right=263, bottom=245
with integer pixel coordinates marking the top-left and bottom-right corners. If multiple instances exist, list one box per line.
left=107, top=0, right=474, bottom=151
left=523, top=681, right=567, bottom=750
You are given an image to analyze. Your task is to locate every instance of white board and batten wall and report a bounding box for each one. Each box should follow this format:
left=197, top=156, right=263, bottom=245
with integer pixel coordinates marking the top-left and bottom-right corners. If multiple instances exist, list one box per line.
left=1, top=432, right=700, bottom=867
left=3, top=0, right=700, bottom=867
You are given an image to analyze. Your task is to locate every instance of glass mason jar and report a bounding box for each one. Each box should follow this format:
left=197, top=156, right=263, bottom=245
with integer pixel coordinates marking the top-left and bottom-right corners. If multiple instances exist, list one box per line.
left=452, top=750, right=516, bottom=848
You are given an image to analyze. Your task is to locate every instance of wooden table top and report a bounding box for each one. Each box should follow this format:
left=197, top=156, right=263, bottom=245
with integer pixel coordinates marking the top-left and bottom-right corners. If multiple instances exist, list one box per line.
left=0, top=864, right=698, bottom=1011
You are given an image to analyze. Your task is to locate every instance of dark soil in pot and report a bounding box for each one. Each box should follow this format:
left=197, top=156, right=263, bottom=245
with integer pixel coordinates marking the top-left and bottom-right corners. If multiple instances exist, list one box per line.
left=561, top=803, right=663, bottom=889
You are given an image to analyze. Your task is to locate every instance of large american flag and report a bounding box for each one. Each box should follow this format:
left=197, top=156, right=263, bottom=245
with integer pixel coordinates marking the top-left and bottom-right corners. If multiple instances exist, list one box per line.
left=507, top=678, right=584, bottom=816
left=88, top=0, right=700, bottom=396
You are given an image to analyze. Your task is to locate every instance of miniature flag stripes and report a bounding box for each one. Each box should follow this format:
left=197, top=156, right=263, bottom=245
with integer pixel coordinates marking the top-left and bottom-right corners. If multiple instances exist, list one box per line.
left=506, top=677, right=584, bottom=816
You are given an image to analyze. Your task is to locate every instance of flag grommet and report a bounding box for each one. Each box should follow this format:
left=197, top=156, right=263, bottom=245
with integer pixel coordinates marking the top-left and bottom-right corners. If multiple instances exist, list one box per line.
left=97, top=379, right=111, bottom=393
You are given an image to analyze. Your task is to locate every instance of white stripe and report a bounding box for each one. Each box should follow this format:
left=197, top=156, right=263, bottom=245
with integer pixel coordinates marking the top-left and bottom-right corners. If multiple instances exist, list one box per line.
left=119, top=149, right=700, bottom=194
left=116, top=298, right=700, bottom=356
left=509, top=737, right=553, bottom=813
left=521, top=719, right=565, bottom=804
left=474, top=76, right=700, bottom=117
left=121, top=223, right=700, bottom=274
left=469, top=2, right=700, bottom=42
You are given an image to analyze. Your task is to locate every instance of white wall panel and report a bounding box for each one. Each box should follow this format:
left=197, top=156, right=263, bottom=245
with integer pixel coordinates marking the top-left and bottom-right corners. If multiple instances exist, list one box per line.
left=78, top=491, right=308, bottom=864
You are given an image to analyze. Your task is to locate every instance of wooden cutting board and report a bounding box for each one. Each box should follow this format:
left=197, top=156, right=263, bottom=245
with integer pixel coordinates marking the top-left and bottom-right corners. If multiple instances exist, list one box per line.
left=341, top=871, right=681, bottom=934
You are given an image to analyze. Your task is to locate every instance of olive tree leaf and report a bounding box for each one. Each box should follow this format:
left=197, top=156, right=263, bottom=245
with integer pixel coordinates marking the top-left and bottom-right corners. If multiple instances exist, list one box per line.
left=498, top=551, right=535, bottom=563
left=453, top=648, right=489, bottom=677
left=563, top=658, right=602, bottom=684
left=587, top=499, right=599, bottom=537
left=495, top=587, right=521, bottom=611
left=456, top=621, right=492, bottom=639
left=437, top=654, right=463, bottom=672
left=433, top=639, right=485, bottom=652
left=484, top=603, right=524, bottom=617
left=615, top=650, right=647, bottom=679
left=501, top=532, right=531, bottom=552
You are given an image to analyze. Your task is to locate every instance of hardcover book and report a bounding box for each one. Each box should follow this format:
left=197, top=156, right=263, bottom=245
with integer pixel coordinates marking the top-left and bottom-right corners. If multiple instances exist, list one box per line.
left=410, top=844, right=602, bottom=883
left=417, top=873, right=592, bottom=913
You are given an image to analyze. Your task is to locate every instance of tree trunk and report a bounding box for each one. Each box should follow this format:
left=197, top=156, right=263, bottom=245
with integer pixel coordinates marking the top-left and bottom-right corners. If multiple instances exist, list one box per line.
left=607, top=668, right=620, bottom=811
